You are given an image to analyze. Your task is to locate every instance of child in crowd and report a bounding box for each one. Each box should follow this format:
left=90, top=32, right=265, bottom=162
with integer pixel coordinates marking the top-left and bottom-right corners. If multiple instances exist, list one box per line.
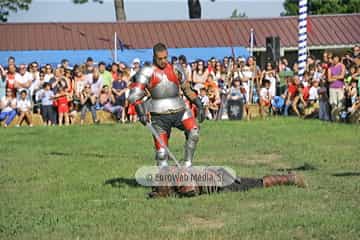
left=304, top=79, right=320, bottom=118
left=37, top=82, right=55, bottom=126
left=259, top=79, right=272, bottom=116
left=54, top=86, right=71, bottom=126
left=271, top=95, right=285, bottom=115
left=16, top=90, right=32, bottom=127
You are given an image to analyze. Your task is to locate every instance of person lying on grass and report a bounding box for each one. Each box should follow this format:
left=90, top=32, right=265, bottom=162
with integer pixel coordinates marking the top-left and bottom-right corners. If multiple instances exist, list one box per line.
left=148, top=167, right=306, bottom=198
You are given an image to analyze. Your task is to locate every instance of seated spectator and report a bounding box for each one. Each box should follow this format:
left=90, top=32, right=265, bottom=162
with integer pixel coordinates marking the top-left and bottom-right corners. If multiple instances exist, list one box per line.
left=292, top=83, right=309, bottom=117
left=80, top=84, right=99, bottom=125
left=347, top=80, right=358, bottom=113
left=16, top=90, right=32, bottom=127
left=99, top=62, right=112, bottom=88
left=53, top=86, right=71, bottom=126
left=259, top=80, right=272, bottom=116
left=0, top=89, right=17, bottom=128
left=284, top=77, right=298, bottom=116
left=304, top=80, right=320, bottom=118
left=37, top=82, right=55, bottom=126
left=207, top=87, right=220, bottom=119
left=99, top=85, right=122, bottom=120
left=204, top=74, right=218, bottom=90
left=271, top=95, right=285, bottom=115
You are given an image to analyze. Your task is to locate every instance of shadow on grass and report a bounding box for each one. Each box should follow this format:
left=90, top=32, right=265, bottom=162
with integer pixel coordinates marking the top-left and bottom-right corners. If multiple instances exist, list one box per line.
left=276, top=163, right=317, bottom=172
left=48, top=151, right=113, bottom=158
left=104, top=177, right=143, bottom=188
left=332, top=172, right=360, bottom=177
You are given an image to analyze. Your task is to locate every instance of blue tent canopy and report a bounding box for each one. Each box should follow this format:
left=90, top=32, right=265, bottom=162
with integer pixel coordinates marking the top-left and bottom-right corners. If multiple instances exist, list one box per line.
left=0, top=46, right=249, bottom=67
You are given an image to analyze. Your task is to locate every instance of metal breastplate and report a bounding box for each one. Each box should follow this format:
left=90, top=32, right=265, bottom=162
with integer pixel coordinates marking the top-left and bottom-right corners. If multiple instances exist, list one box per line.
left=148, top=72, right=185, bottom=113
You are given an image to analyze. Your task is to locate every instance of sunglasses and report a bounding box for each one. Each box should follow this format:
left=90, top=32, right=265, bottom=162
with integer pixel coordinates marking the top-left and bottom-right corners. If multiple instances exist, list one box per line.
left=85, top=86, right=90, bottom=89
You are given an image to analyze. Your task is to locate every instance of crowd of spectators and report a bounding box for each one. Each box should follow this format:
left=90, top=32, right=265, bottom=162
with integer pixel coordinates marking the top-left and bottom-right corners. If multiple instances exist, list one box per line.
left=0, top=45, right=359, bottom=128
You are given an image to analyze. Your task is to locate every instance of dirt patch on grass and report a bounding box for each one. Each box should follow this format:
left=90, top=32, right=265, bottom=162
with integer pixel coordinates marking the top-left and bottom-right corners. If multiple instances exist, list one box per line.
left=160, top=215, right=224, bottom=233
left=238, top=153, right=282, bottom=165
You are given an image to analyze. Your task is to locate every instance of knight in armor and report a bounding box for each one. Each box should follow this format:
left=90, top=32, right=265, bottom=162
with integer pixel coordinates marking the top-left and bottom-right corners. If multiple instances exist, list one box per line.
left=128, top=43, right=205, bottom=169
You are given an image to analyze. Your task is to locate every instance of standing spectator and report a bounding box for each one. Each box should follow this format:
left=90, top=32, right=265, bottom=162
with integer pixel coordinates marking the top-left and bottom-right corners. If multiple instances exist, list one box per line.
left=111, top=63, right=120, bottom=81
left=261, top=63, right=277, bottom=98
left=199, top=88, right=211, bottom=119
left=54, top=86, right=71, bottom=126
left=44, top=64, right=54, bottom=83
left=328, top=55, right=346, bottom=120
left=7, top=56, right=16, bottom=69
left=0, top=89, right=17, bottom=128
left=130, top=58, right=141, bottom=78
left=16, top=90, right=32, bottom=127
left=85, top=57, right=95, bottom=74
left=74, top=68, right=86, bottom=102
left=15, top=64, right=33, bottom=100
left=0, top=64, right=6, bottom=99
left=5, top=64, right=19, bottom=97
left=99, top=62, right=112, bottom=88
left=207, top=87, right=220, bottom=119
left=29, top=62, right=41, bottom=100
left=60, top=59, right=70, bottom=70
left=37, top=82, right=55, bottom=126
left=227, top=78, right=244, bottom=120
left=178, top=55, right=192, bottom=81
left=80, top=84, right=98, bottom=125
left=318, top=80, right=330, bottom=121
left=88, top=68, right=103, bottom=97
left=112, top=70, right=129, bottom=123
left=49, top=68, right=67, bottom=94
left=64, top=69, right=74, bottom=95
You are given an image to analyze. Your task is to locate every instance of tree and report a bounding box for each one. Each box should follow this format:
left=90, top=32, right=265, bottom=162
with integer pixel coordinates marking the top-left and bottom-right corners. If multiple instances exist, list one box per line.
left=230, top=9, right=247, bottom=19
left=0, top=0, right=32, bottom=22
left=73, top=0, right=126, bottom=20
left=1, top=0, right=216, bottom=22
left=282, top=0, right=360, bottom=16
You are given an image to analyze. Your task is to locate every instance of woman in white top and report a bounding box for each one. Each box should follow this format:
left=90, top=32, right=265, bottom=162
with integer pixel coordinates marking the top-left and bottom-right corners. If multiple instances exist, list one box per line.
left=192, top=60, right=209, bottom=93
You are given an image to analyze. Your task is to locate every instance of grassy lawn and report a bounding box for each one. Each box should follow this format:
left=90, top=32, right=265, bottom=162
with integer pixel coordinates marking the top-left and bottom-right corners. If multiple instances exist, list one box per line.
left=1, top=118, right=359, bottom=240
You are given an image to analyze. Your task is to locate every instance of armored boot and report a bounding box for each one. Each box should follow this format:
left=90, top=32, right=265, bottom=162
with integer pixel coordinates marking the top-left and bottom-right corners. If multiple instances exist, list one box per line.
left=183, top=128, right=199, bottom=168
left=262, top=172, right=307, bottom=188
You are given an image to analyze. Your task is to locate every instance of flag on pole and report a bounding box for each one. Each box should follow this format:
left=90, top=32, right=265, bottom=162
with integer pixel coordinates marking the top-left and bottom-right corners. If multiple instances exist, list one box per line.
left=117, top=37, right=130, bottom=51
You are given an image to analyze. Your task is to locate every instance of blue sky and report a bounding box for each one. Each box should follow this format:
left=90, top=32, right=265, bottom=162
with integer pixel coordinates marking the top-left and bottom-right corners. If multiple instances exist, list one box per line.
left=7, top=0, right=285, bottom=22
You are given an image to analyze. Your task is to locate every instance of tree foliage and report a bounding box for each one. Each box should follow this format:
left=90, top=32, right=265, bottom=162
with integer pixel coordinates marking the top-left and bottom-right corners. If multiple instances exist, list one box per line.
left=282, top=0, right=360, bottom=16
left=230, top=9, right=247, bottom=19
left=0, top=0, right=32, bottom=22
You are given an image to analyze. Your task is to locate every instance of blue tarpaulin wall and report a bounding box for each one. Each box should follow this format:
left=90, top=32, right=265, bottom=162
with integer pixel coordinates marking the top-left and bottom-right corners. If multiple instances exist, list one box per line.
left=0, top=47, right=249, bottom=67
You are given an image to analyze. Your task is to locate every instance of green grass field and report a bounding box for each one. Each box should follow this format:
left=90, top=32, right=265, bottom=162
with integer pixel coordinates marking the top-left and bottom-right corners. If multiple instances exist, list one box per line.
left=1, top=118, right=360, bottom=240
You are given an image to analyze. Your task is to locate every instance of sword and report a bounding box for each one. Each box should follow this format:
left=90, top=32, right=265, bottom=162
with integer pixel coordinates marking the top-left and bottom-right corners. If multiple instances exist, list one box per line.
left=146, top=122, right=181, bottom=167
